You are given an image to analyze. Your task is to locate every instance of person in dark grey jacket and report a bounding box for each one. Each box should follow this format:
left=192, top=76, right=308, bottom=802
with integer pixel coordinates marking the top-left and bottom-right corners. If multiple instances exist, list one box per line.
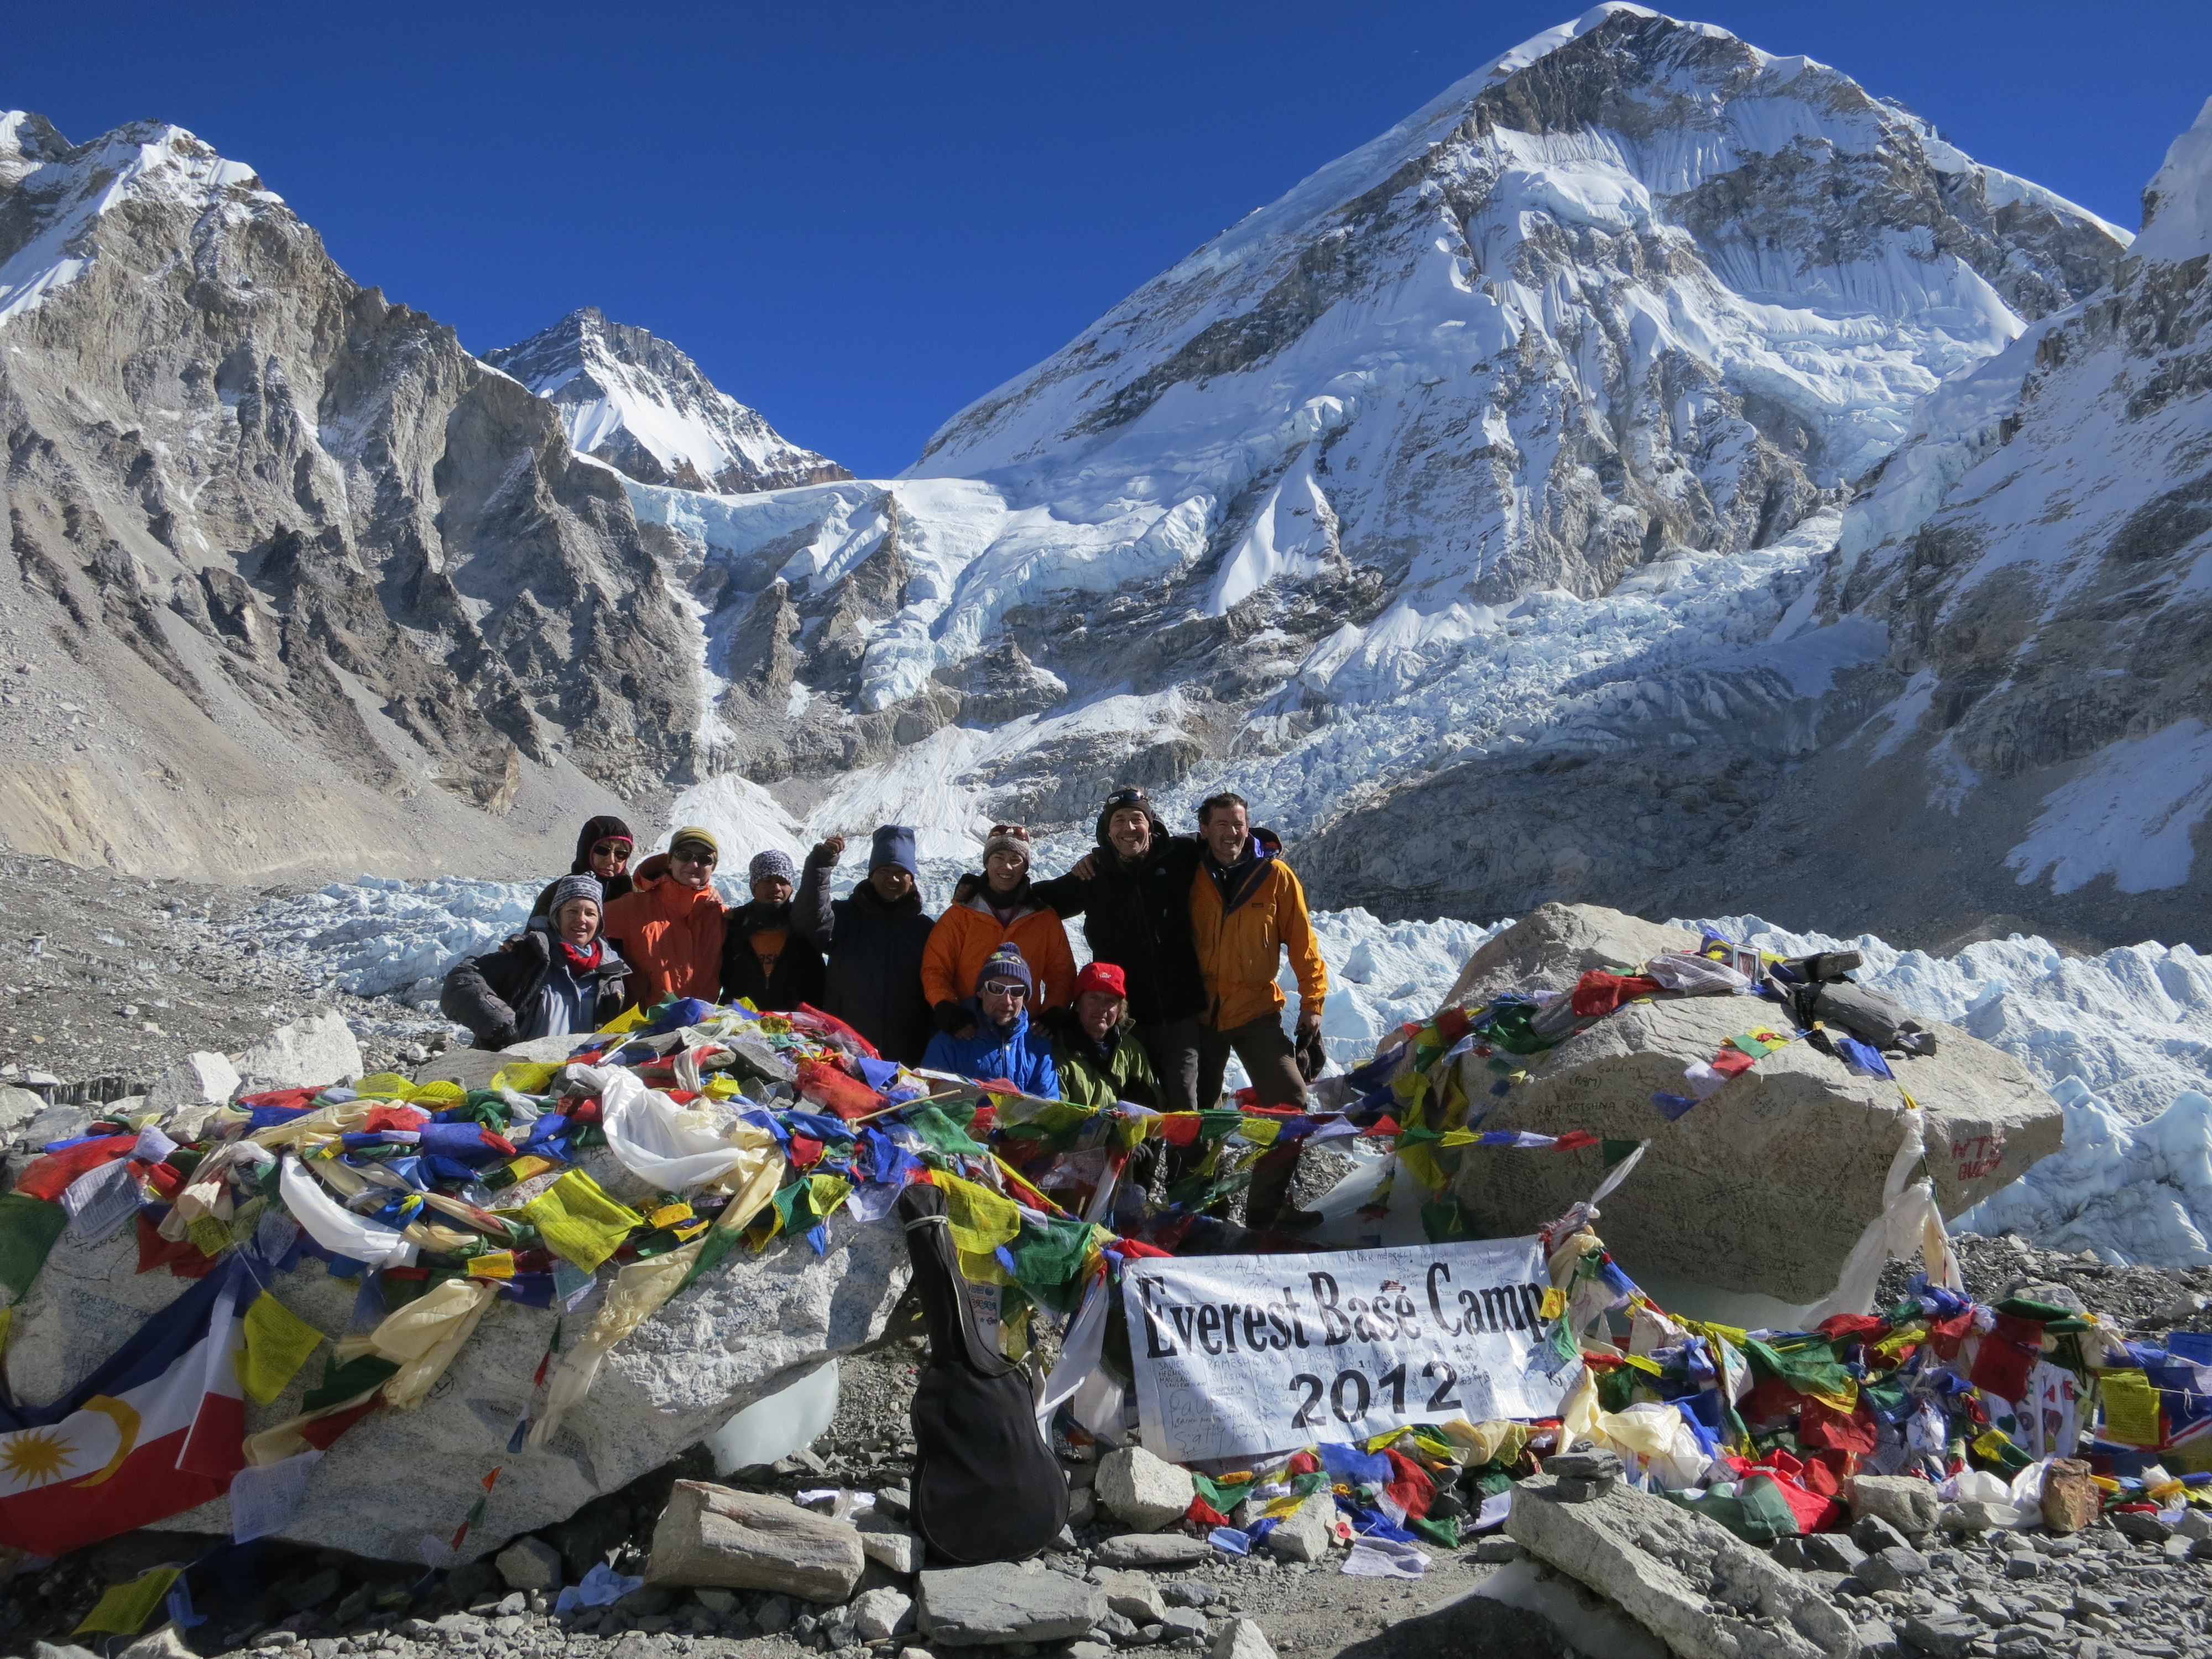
left=794, top=826, right=935, bottom=1065
left=443, top=875, right=632, bottom=1050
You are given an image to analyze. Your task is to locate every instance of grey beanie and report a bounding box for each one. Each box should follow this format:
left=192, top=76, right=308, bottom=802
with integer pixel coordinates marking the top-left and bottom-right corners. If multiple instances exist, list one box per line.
left=749, top=849, right=797, bottom=888
left=547, top=874, right=604, bottom=916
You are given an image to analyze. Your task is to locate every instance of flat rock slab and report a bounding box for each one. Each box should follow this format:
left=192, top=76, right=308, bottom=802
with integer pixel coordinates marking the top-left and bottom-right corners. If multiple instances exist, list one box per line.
left=916, top=1562, right=1107, bottom=1645
left=648, top=1481, right=866, bottom=1602
left=1505, top=1472, right=1857, bottom=1659
left=1449, top=907, right=2060, bottom=1300
left=1094, top=1534, right=1215, bottom=1570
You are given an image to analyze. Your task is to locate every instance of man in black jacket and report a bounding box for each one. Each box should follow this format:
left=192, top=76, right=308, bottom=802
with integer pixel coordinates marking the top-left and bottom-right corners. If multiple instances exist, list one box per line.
left=795, top=825, right=936, bottom=1065
left=722, top=850, right=826, bottom=1012
left=1031, top=786, right=1208, bottom=1112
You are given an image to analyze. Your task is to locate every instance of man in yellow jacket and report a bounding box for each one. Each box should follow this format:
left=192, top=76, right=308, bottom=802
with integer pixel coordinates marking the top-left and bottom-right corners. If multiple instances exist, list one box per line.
left=1188, top=791, right=1328, bottom=1227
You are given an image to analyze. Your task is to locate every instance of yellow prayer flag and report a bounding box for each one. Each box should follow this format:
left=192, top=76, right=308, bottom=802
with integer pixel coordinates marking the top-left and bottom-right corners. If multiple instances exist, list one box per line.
left=467, top=1250, right=518, bottom=1280
left=352, top=1072, right=416, bottom=1098
left=1238, top=1117, right=1282, bottom=1147
left=404, top=1079, right=467, bottom=1106
left=2099, top=1369, right=2163, bottom=1447
left=186, top=1214, right=234, bottom=1258
left=488, top=1061, right=562, bottom=1095
left=598, top=1005, right=653, bottom=1036
left=518, top=1170, right=644, bottom=1272
left=808, top=1173, right=852, bottom=1219
left=648, top=1203, right=695, bottom=1230
left=1538, top=1286, right=1567, bottom=1322
left=74, top=1567, right=181, bottom=1636
left=236, top=1290, right=326, bottom=1406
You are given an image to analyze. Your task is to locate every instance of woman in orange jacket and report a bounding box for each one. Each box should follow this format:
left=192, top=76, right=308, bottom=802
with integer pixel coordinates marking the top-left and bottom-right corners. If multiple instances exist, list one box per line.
left=601, top=826, right=729, bottom=1008
left=922, top=825, right=1078, bottom=1039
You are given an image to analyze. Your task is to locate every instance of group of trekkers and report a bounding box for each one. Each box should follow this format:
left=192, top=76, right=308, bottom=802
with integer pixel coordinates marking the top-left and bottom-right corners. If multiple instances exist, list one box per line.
left=442, top=787, right=1332, bottom=1228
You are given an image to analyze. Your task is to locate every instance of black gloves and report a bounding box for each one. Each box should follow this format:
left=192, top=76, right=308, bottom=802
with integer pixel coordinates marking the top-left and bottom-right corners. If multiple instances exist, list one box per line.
left=932, top=1000, right=977, bottom=1038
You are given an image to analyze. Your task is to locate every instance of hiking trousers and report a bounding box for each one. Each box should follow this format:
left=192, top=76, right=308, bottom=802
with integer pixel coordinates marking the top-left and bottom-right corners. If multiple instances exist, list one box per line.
left=1186, top=1014, right=1311, bottom=1223
left=1135, top=1016, right=1204, bottom=1115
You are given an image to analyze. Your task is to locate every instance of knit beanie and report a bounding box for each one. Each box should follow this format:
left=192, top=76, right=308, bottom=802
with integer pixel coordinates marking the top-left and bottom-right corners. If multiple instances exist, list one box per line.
left=869, top=825, right=920, bottom=877
left=975, top=945, right=1033, bottom=995
left=982, top=822, right=1031, bottom=870
left=547, top=874, right=604, bottom=916
left=749, top=849, right=797, bottom=888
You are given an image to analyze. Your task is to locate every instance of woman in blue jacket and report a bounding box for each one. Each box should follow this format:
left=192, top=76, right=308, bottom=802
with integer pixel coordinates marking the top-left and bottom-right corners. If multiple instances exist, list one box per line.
left=920, top=945, right=1058, bottom=1098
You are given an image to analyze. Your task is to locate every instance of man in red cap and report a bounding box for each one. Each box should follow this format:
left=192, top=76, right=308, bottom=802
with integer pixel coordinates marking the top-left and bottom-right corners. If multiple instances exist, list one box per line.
left=1040, top=960, right=1160, bottom=1109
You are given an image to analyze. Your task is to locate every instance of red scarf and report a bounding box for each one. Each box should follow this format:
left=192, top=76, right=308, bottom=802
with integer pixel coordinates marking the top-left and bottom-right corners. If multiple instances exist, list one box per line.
left=556, top=936, right=604, bottom=977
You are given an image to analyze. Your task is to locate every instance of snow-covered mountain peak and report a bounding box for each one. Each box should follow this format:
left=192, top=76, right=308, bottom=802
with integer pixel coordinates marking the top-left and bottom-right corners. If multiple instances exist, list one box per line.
left=486, top=307, right=849, bottom=495
left=2136, top=94, right=2212, bottom=266
left=0, top=112, right=282, bottom=327
left=622, top=8, right=2135, bottom=940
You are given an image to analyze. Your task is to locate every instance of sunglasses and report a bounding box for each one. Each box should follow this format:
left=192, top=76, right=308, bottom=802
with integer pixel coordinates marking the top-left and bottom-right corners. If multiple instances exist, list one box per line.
left=980, top=981, right=1029, bottom=998
left=670, top=848, right=717, bottom=865
left=590, top=841, right=632, bottom=858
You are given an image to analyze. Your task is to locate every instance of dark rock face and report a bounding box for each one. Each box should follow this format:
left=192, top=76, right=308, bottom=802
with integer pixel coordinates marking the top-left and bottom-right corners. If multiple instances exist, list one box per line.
left=0, top=117, right=698, bottom=874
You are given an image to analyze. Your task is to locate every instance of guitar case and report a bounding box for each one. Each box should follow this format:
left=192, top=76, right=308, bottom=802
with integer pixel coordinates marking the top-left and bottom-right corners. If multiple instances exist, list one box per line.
left=898, top=1182, right=1069, bottom=1563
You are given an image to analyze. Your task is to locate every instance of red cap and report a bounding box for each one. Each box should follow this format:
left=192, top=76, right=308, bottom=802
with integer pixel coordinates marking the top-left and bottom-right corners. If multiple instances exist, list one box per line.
left=1076, top=961, right=1127, bottom=1000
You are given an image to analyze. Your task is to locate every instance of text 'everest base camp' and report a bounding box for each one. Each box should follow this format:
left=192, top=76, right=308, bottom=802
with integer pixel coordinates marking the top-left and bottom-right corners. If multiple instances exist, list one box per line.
left=5, top=4, right=2212, bottom=1659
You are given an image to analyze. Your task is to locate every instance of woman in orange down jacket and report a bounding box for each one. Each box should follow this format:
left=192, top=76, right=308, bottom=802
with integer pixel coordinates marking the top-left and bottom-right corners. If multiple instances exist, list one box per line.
left=601, top=826, right=728, bottom=1007
left=922, top=824, right=1078, bottom=1041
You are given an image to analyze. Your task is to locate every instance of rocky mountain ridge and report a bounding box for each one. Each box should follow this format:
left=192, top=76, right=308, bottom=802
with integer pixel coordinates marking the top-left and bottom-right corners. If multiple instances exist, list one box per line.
left=0, top=112, right=700, bottom=880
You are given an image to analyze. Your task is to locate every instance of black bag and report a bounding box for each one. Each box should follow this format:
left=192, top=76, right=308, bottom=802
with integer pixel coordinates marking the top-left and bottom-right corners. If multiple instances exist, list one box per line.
left=898, top=1184, right=1068, bottom=1564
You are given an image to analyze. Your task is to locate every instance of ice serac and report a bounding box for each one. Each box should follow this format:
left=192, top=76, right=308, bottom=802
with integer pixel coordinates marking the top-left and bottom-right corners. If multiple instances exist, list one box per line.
left=635, top=7, right=2127, bottom=927
left=486, top=308, right=849, bottom=496
left=0, top=114, right=696, bottom=882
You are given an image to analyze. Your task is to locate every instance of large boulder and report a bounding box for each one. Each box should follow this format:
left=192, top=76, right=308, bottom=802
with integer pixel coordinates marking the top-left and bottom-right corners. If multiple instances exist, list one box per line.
left=1443, top=903, right=1699, bottom=1009
left=232, top=1011, right=364, bottom=1094
left=9, top=1204, right=906, bottom=1563
left=1446, top=905, right=2060, bottom=1301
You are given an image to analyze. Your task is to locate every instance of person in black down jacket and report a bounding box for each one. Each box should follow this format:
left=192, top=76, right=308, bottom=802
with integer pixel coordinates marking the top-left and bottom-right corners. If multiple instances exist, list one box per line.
left=1030, top=786, right=1208, bottom=1111
left=722, top=849, right=826, bottom=1013
left=444, top=875, right=632, bottom=1049
left=794, top=826, right=935, bottom=1065
left=530, top=815, right=636, bottom=919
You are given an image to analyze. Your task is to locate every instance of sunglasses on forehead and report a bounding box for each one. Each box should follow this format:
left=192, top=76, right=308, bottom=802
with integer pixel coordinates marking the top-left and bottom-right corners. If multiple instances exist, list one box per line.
left=987, top=823, right=1030, bottom=842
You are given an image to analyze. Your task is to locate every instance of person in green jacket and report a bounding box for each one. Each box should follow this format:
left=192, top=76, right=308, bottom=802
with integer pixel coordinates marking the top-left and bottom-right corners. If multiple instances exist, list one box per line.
left=1041, top=961, right=1160, bottom=1109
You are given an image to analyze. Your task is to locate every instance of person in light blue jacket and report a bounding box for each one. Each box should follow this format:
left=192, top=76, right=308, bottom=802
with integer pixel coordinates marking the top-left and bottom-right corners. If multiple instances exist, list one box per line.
left=920, top=945, right=1059, bottom=1098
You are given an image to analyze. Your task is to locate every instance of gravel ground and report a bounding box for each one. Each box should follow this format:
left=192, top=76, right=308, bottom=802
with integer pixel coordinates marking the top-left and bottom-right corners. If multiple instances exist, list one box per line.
left=0, top=854, right=459, bottom=1096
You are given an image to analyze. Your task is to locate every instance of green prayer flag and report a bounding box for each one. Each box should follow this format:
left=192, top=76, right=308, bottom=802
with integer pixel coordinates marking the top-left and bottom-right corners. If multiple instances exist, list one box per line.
left=1600, top=1138, right=1641, bottom=1167
left=304, top=1352, right=401, bottom=1412
left=1409, top=1513, right=1460, bottom=1549
left=0, top=1192, right=69, bottom=1303
left=904, top=1105, right=988, bottom=1160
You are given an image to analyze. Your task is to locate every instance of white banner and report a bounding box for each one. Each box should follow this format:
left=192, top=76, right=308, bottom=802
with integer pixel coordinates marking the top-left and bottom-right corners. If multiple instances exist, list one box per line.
left=1121, top=1236, right=1578, bottom=1463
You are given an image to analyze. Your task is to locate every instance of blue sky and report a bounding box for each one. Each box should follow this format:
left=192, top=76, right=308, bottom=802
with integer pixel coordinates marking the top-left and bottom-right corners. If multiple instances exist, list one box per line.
left=9, top=3, right=2208, bottom=478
